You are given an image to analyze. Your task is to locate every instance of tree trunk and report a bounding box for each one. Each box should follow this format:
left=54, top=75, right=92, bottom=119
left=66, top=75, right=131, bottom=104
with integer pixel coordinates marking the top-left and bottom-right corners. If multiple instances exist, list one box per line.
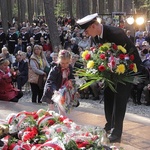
left=0, top=0, right=8, bottom=33
left=77, top=0, right=90, bottom=18
left=108, top=0, right=114, bottom=13
left=37, top=0, right=43, bottom=16
left=43, top=0, right=61, bottom=49
left=27, top=0, right=34, bottom=23
left=98, top=0, right=105, bottom=14
left=20, top=0, right=26, bottom=23
left=76, top=0, right=80, bottom=19
left=17, top=0, right=21, bottom=23
left=91, top=0, right=97, bottom=14
left=82, top=0, right=90, bottom=17
left=34, top=0, right=38, bottom=17
left=67, top=0, right=73, bottom=17
left=124, top=0, right=132, bottom=14
left=7, top=0, right=12, bottom=24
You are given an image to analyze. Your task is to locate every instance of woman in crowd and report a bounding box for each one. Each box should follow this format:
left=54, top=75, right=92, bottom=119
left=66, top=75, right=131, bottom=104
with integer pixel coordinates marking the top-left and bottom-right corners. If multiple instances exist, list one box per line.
left=0, top=58, right=23, bottom=102
left=28, top=45, right=49, bottom=103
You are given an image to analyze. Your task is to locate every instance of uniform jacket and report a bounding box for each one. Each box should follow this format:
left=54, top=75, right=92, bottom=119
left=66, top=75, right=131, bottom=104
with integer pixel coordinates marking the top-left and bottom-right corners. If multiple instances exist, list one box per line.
left=93, top=25, right=142, bottom=71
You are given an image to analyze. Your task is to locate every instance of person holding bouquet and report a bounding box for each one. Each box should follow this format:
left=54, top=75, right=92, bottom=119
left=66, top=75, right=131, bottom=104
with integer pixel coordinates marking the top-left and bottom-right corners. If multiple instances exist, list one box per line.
left=76, top=13, right=142, bottom=143
left=41, top=50, right=79, bottom=116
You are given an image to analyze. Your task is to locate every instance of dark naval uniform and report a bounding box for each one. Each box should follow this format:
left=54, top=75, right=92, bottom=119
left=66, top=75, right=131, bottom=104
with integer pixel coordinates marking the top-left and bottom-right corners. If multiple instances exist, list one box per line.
left=19, top=28, right=30, bottom=50
left=0, top=28, right=6, bottom=52
left=76, top=13, right=142, bottom=143
left=6, top=27, right=18, bottom=54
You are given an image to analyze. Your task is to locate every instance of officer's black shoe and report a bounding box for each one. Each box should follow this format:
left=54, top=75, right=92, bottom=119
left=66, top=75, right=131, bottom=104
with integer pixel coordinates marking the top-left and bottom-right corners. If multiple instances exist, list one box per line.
left=0, top=140, right=4, bottom=147
left=137, top=101, right=142, bottom=105
left=108, top=134, right=121, bottom=143
left=146, top=102, right=150, bottom=106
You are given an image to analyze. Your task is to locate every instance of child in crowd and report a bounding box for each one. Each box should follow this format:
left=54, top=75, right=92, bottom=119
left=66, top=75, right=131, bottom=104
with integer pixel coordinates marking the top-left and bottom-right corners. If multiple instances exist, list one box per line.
left=41, top=50, right=79, bottom=116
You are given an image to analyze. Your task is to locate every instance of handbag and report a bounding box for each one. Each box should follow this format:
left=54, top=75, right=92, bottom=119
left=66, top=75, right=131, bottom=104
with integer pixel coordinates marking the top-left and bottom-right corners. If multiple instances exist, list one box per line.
left=44, top=66, right=50, bottom=75
left=38, top=75, right=46, bottom=89
left=28, top=66, right=39, bottom=84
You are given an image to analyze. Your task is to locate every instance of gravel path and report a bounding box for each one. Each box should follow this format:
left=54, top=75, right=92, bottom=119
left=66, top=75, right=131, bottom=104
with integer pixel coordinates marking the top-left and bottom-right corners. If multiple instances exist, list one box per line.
left=19, top=91, right=150, bottom=119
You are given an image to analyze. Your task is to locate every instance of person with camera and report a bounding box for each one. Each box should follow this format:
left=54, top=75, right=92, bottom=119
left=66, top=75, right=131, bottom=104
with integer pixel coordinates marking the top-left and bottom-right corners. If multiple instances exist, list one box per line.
left=12, top=53, right=28, bottom=91
left=0, top=58, right=23, bottom=102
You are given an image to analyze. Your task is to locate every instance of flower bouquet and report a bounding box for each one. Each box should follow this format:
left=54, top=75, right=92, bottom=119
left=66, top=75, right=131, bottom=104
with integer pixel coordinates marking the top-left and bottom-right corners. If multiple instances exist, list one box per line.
left=76, top=43, right=142, bottom=92
left=52, top=79, right=79, bottom=114
left=0, top=109, right=121, bottom=150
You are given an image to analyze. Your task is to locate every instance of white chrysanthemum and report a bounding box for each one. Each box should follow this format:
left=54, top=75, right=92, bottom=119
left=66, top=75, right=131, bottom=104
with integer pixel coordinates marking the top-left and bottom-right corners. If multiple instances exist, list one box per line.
left=75, top=76, right=86, bottom=86
left=87, top=68, right=98, bottom=74
left=9, top=124, right=18, bottom=134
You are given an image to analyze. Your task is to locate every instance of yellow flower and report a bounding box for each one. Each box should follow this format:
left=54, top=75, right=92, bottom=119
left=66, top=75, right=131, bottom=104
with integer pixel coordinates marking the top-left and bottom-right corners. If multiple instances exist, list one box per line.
left=87, top=60, right=94, bottom=68
left=117, top=45, right=127, bottom=53
left=99, top=43, right=110, bottom=52
left=133, top=63, right=137, bottom=73
left=116, top=64, right=125, bottom=74
left=82, top=50, right=89, bottom=59
left=103, top=43, right=111, bottom=47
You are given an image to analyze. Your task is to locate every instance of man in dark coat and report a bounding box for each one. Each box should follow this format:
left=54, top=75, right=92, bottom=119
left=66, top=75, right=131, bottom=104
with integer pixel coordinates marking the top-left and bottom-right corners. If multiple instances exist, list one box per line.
left=13, top=53, right=28, bottom=90
left=77, top=13, right=142, bottom=143
left=0, top=28, right=6, bottom=52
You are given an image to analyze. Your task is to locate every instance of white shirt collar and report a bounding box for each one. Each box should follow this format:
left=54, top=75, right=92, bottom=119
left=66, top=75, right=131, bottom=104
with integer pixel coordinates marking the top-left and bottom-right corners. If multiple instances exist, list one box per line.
left=98, top=25, right=103, bottom=39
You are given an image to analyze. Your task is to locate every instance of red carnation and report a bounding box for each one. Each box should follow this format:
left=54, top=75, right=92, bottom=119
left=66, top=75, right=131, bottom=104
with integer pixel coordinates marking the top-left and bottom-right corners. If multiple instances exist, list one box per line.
left=119, top=54, right=125, bottom=60
left=98, top=65, right=105, bottom=72
left=90, top=47, right=95, bottom=51
left=112, top=43, right=117, bottom=50
left=77, top=141, right=90, bottom=148
left=112, top=60, right=116, bottom=67
left=129, top=55, right=134, bottom=61
left=99, top=54, right=106, bottom=60
left=98, top=44, right=103, bottom=47
left=9, top=143, right=17, bottom=150
left=85, top=54, right=91, bottom=60
left=129, top=63, right=134, bottom=70
left=48, top=119, right=55, bottom=125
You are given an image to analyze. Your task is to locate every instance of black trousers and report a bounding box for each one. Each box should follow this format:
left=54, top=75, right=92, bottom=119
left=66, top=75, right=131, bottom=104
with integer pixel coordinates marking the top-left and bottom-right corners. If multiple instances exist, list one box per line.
left=30, top=83, right=43, bottom=103
left=104, top=82, right=131, bottom=137
left=16, top=76, right=28, bottom=90
left=10, top=91, right=23, bottom=102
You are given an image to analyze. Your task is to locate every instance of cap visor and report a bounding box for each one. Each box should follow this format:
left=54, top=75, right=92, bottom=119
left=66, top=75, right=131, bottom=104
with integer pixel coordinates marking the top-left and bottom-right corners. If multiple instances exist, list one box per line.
left=80, top=29, right=85, bottom=33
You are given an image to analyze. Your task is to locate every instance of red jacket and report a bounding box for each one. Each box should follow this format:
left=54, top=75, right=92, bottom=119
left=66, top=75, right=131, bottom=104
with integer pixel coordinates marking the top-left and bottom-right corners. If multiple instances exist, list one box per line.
left=0, top=71, right=19, bottom=101
left=43, top=43, right=52, bottom=52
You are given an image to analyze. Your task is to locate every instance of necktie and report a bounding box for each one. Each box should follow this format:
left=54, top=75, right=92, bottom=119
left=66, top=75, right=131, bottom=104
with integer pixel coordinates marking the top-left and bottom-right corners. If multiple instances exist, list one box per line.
left=98, top=36, right=103, bottom=44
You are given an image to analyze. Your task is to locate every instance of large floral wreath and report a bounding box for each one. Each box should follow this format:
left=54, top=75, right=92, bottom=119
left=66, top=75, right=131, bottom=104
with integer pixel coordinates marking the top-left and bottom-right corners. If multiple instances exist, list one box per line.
left=0, top=109, right=121, bottom=150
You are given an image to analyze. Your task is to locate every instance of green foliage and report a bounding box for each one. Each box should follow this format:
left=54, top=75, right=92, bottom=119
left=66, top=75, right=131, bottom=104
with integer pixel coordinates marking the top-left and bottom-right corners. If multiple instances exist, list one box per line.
left=134, top=0, right=150, bottom=14
left=54, top=1, right=67, bottom=17
left=12, top=3, right=18, bottom=18
left=65, top=140, right=79, bottom=150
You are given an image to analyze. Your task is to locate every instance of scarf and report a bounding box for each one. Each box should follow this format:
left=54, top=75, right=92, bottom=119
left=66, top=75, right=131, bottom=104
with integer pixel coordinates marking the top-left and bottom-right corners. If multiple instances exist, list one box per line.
left=61, top=67, right=70, bottom=86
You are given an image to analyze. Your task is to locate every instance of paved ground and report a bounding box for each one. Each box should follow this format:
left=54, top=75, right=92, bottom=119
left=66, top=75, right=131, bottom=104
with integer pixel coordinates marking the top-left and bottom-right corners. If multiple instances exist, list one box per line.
left=0, top=101, right=150, bottom=150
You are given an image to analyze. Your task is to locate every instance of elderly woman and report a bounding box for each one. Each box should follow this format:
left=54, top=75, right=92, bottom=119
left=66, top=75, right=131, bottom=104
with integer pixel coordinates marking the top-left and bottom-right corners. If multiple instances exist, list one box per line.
left=0, top=47, right=14, bottom=65
left=28, top=45, right=49, bottom=103
left=0, top=58, right=23, bottom=102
